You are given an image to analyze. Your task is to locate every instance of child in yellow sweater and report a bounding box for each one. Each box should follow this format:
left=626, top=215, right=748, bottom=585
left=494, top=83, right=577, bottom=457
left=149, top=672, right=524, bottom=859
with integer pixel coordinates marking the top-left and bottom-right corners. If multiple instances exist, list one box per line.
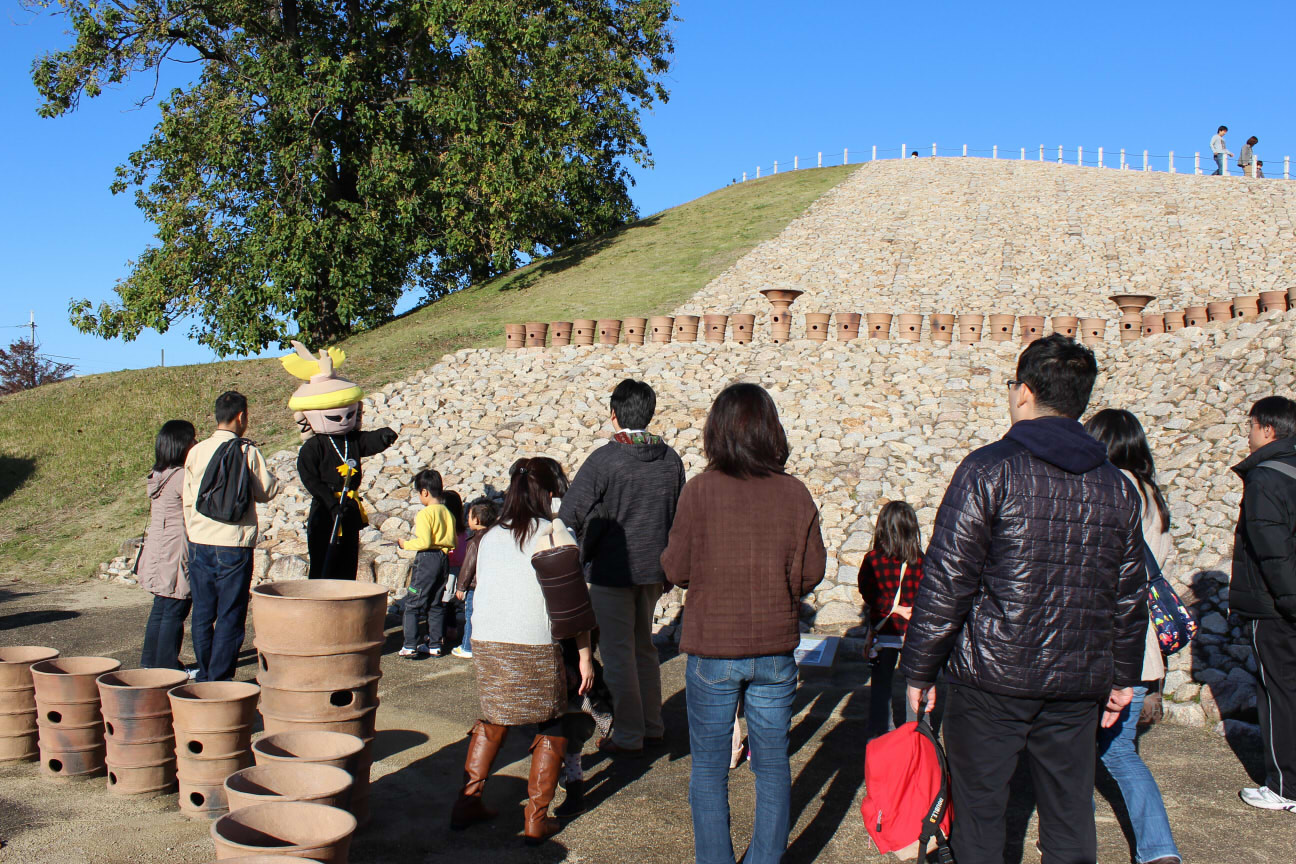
left=398, top=469, right=457, bottom=657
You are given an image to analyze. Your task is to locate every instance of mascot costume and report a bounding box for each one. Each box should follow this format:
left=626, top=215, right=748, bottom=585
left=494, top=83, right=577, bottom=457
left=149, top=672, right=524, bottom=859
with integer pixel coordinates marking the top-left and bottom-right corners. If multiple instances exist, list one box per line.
left=282, top=342, right=397, bottom=580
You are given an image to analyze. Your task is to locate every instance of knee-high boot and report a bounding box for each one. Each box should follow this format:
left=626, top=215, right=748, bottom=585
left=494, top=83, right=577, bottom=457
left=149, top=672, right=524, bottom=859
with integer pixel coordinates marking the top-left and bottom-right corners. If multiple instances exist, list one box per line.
left=523, top=734, right=567, bottom=844
left=451, top=720, right=509, bottom=830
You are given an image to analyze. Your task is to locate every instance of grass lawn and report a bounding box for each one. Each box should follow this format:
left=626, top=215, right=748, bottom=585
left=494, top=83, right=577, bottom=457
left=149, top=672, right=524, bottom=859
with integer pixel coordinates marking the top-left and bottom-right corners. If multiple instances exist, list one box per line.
left=0, top=165, right=854, bottom=581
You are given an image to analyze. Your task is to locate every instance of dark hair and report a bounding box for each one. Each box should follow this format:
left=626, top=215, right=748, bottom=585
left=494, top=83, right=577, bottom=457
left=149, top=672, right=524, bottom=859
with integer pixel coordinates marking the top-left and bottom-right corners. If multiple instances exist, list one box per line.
left=872, top=501, right=922, bottom=566
left=1016, top=335, right=1098, bottom=419
left=1083, top=409, right=1170, bottom=533
left=413, top=469, right=444, bottom=498
left=467, top=498, right=500, bottom=529
left=440, top=489, right=464, bottom=536
left=153, top=420, right=196, bottom=473
left=498, top=457, right=561, bottom=546
left=1218, top=125, right=1228, bottom=133
left=214, top=391, right=248, bottom=425
left=1249, top=396, right=1296, bottom=440
left=610, top=379, right=656, bottom=430
left=1246, top=135, right=1258, bottom=147
left=703, top=383, right=789, bottom=478
left=533, top=457, right=569, bottom=498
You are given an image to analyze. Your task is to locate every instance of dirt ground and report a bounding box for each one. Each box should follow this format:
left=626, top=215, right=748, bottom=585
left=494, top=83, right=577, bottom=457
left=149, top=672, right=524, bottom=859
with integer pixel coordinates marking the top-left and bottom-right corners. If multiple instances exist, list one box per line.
left=1, top=577, right=1291, bottom=864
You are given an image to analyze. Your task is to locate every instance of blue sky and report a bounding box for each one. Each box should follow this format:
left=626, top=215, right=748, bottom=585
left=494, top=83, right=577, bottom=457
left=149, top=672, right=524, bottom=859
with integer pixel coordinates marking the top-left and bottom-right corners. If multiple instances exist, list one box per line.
left=2, top=1, right=1290, bottom=375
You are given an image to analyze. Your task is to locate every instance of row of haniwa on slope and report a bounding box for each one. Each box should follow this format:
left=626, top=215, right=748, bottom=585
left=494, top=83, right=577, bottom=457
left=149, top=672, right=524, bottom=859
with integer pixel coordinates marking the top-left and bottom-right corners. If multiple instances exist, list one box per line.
left=0, top=579, right=389, bottom=863
left=501, top=288, right=1294, bottom=349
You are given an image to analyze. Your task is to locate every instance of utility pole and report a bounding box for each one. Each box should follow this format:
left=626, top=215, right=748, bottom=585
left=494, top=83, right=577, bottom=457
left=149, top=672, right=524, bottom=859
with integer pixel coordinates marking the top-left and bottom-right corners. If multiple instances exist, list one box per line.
left=29, top=311, right=36, bottom=347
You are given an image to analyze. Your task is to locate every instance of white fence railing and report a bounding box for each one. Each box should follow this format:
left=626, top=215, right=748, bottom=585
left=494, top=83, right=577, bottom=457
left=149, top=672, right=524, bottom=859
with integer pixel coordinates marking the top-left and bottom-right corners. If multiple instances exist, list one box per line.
left=737, top=144, right=1287, bottom=182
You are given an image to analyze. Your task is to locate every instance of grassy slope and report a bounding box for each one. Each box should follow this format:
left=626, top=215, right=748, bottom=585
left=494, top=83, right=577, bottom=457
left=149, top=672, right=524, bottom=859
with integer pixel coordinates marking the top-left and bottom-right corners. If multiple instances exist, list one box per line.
left=0, top=165, right=853, bottom=581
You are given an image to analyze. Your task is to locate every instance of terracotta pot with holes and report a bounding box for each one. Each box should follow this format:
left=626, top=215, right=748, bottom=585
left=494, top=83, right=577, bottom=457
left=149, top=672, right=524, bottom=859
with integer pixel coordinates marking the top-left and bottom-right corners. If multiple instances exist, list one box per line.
left=1050, top=316, right=1079, bottom=338
left=957, top=314, right=983, bottom=343
left=649, top=316, right=674, bottom=343
left=98, top=668, right=188, bottom=723
left=168, top=682, right=260, bottom=734
left=211, top=801, right=357, bottom=864
left=549, top=322, right=573, bottom=347
left=98, top=666, right=187, bottom=792
left=258, top=678, right=380, bottom=723
left=930, top=314, right=955, bottom=343
left=31, top=656, right=119, bottom=780
left=622, top=317, right=648, bottom=345
left=107, top=761, right=177, bottom=796
left=252, top=582, right=388, bottom=656
left=1109, top=294, right=1155, bottom=315
left=598, top=319, right=622, bottom=345
left=253, top=731, right=368, bottom=821
left=760, top=289, right=803, bottom=344
left=255, top=645, right=381, bottom=692
left=1232, top=296, right=1259, bottom=319
left=504, top=324, right=524, bottom=350
left=1079, top=318, right=1107, bottom=346
left=804, top=313, right=831, bottom=342
left=180, top=778, right=233, bottom=817
left=0, top=647, right=59, bottom=690
left=835, top=313, right=862, bottom=341
left=674, top=315, right=700, bottom=343
left=865, top=313, right=893, bottom=340
left=225, top=763, right=354, bottom=812
left=896, top=314, right=922, bottom=341
left=1259, top=291, right=1288, bottom=314
left=1184, top=306, right=1209, bottom=327
left=1163, top=310, right=1186, bottom=331
left=703, top=314, right=729, bottom=343
left=170, top=681, right=259, bottom=814
left=1142, top=313, right=1165, bottom=336
left=259, top=709, right=376, bottom=740
left=1119, top=312, right=1142, bottom=341
left=523, top=322, right=548, bottom=347
left=1206, top=301, right=1233, bottom=322
left=729, top=313, right=756, bottom=344
left=572, top=319, right=597, bottom=346
left=1019, top=316, right=1046, bottom=343
left=988, top=314, right=1015, bottom=342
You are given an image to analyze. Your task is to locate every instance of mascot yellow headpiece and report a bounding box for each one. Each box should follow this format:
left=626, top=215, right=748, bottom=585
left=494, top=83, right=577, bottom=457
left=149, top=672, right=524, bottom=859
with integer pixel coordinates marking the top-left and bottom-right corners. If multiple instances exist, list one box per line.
left=281, top=341, right=365, bottom=439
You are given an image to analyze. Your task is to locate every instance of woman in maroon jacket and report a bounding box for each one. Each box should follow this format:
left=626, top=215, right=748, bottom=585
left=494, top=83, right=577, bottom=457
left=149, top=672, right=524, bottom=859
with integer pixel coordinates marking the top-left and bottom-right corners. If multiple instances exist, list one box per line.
left=662, top=383, right=826, bottom=864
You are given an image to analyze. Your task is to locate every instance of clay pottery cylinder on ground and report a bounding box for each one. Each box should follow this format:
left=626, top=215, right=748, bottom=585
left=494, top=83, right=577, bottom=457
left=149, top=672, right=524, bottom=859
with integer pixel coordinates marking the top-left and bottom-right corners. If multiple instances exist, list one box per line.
left=759, top=289, right=803, bottom=340
left=804, top=313, right=831, bottom=342
left=99, top=667, right=188, bottom=788
left=988, top=314, right=1015, bottom=342
left=1119, top=312, right=1142, bottom=341
left=1019, top=316, right=1046, bottom=343
left=523, top=322, right=548, bottom=348
left=98, top=668, right=188, bottom=731
left=896, top=314, right=923, bottom=341
left=835, top=313, right=862, bottom=341
left=259, top=708, right=376, bottom=739
left=1163, top=310, right=1186, bottom=331
left=169, top=682, right=260, bottom=739
left=572, top=319, right=597, bottom=346
left=674, top=315, right=700, bottom=343
left=255, top=644, right=381, bottom=693
left=703, top=314, right=729, bottom=343
left=729, top=313, right=756, bottom=344
left=649, top=316, right=674, bottom=343
left=1232, top=295, right=1260, bottom=319
left=504, top=324, right=524, bottom=350
left=181, top=778, right=233, bottom=817
left=1259, top=291, right=1288, bottom=313
left=1142, top=313, right=1165, bottom=336
left=597, top=319, right=622, bottom=345
left=0, top=646, right=58, bottom=763
left=31, top=656, right=120, bottom=780
left=1206, top=301, right=1233, bottom=322
left=1051, top=316, right=1079, bottom=338
left=1184, top=306, right=1209, bottom=328
left=1109, top=294, right=1156, bottom=315
left=958, top=314, right=983, bottom=343
left=211, top=801, right=357, bottom=864
left=258, top=678, right=380, bottom=725
left=107, top=761, right=177, bottom=797
left=252, top=582, right=387, bottom=657
left=225, top=763, right=354, bottom=813
left=622, top=317, right=648, bottom=345
left=253, top=731, right=367, bottom=820
left=1079, top=318, right=1107, bottom=346
left=865, top=313, right=892, bottom=340
left=930, top=314, right=955, bottom=343
left=548, top=322, right=573, bottom=347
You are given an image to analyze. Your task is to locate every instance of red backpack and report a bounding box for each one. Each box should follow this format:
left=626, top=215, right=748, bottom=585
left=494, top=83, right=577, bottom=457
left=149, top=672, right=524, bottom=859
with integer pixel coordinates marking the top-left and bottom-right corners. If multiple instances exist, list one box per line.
left=859, top=709, right=955, bottom=863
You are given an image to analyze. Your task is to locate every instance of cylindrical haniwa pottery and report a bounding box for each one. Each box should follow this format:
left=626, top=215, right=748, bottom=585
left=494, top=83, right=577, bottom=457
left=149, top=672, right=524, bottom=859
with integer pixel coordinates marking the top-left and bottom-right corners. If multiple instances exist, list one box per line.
left=674, top=315, right=700, bottom=343
left=224, top=762, right=354, bottom=812
left=729, top=313, right=756, bottom=345
left=896, top=314, right=922, bottom=342
left=98, top=667, right=188, bottom=796
left=957, top=314, right=983, bottom=343
left=759, top=289, right=803, bottom=345
left=930, top=314, right=955, bottom=343
left=1206, top=301, right=1233, bottom=322
left=1259, top=291, right=1287, bottom=314
left=31, top=656, right=120, bottom=780
left=1018, top=316, right=1046, bottom=343
left=804, top=313, right=831, bottom=342
left=1141, top=313, right=1165, bottom=336
left=1050, top=316, right=1079, bottom=338
left=1119, top=312, right=1142, bottom=342
left=703, top=314, right=729, bottom=343
left=572, top=319, right=597, bottom=346
left=622, top=317, right=648, bottom=346
left=597, top=319, right=622, bottom=345
left=649, top=316, right=674, bottom=343
left=1162, top=310, right=1186, bottom=332
left=1231, top=295, right=1259, bottom=319
left=1079, top=317, right=1107, bottom=346
left=169, top=681, right=260, bottom=817
left=0, top=646, right=58, bottom=763
left=835, top=312, right=861, bottom=342
left=548, top=322, right=573, bottom=347
left=523, top=322, right=548, bottom=348
left=210, top=801, right=357, bottom=864
left=1183, top=306, right=1208, bottom=328
left=988, top=314, right=1015, bottom=342
left=865, top=313, right=892, bottom=340
left=504, top=324, right=524, bottom=350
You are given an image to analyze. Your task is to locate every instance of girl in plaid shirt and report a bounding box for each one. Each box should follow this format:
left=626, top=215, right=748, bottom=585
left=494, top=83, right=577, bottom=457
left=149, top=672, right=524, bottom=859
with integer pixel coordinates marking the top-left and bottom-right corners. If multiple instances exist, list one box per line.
left=857, top=501, right=925, bottom=737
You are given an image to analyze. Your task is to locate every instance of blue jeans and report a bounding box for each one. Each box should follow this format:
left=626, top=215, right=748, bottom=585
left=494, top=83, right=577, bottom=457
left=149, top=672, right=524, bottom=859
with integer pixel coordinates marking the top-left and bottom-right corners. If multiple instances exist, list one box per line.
left=187, top=543, right=253, bottom=682
left=460, top=590, right=474, bottom=652
left=1097, top=685, right=1180, bottom=863
left=141, top=594, right=191, bottom=670
left=685, top=653, right=798, bottom=864
left=1213, top=152, right=1225, bottom=175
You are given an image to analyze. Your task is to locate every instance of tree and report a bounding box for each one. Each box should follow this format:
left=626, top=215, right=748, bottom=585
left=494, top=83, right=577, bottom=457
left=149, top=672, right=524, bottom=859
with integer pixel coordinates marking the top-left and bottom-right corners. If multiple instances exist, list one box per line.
left=34, top=1, right=674, bottom=356
left=0, top=339, right=74, bottom=394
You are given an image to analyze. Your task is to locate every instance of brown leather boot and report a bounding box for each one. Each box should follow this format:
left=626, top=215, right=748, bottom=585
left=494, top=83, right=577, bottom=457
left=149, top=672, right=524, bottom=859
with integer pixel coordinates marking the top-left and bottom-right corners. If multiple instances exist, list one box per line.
left=450, top=721, right=509, bottom=830
left=523, top=734, right=567, bottom=845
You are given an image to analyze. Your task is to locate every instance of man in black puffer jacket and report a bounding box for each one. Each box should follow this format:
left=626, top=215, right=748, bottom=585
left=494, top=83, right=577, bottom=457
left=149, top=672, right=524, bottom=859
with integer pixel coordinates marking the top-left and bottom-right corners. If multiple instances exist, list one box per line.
left=1231, top=396, right=1296, bottom=813
left=900, top=335, right=1148, bottom=864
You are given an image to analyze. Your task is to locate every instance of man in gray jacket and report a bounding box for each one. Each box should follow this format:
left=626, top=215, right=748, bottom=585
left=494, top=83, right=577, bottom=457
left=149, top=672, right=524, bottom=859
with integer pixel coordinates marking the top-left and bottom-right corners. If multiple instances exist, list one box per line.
left=560, top=379, right=686, bottom=755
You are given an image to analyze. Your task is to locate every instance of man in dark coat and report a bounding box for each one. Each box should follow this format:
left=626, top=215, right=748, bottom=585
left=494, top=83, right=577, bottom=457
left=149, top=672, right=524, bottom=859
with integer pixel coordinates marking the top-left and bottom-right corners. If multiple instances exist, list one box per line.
left=560, top=379, right=685, bottom=755
left=900, top=335, right=1148, bottom=864
left=1231, top=395, right=1296, bottom=813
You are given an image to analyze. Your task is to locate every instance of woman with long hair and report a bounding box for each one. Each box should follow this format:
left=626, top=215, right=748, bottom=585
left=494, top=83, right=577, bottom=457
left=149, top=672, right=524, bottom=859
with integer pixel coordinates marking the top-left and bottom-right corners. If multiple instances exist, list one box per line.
left=138, top=420, right=197, bottom=672
left=451, top=457, right=593, bottom=845
left=1083, top=408, right=1181, bottom=864
left=662, top=383, right=827, bottom=864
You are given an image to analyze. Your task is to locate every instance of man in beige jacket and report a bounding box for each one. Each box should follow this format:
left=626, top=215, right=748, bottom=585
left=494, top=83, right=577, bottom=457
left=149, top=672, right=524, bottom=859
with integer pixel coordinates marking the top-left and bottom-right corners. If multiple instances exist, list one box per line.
left=182, top=391, right=280, bottom=681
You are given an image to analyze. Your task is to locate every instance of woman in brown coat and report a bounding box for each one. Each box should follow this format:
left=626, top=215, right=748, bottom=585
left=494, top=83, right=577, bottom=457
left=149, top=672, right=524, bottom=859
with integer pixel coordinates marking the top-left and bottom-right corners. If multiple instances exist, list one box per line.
left=138, top=420, right=196, bottom=671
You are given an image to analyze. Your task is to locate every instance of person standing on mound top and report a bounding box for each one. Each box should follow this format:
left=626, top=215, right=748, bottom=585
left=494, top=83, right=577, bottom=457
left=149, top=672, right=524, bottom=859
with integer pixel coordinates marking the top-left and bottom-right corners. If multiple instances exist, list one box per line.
left=281, top=342, right=397, bottom=580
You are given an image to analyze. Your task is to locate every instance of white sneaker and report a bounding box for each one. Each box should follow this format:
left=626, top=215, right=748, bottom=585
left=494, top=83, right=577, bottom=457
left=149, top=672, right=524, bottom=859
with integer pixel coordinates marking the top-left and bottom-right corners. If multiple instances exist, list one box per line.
left=451, top=646, right=472, bottom=659
left=398, top=647, right=420, bottom=658
left=1240, top=786, right=1296, bottom=812
left=185, top=666, right=200, bottom=680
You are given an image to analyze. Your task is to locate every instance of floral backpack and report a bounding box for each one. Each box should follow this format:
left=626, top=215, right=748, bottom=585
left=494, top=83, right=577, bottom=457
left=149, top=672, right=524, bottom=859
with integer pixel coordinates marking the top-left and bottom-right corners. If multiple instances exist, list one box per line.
left=1144, top=543, right=1197, bottom=656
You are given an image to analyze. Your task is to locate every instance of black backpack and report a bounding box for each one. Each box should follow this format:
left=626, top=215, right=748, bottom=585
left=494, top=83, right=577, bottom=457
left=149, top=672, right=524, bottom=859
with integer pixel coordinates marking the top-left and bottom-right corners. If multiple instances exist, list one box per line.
left=195, top=438, right=252, bottom=524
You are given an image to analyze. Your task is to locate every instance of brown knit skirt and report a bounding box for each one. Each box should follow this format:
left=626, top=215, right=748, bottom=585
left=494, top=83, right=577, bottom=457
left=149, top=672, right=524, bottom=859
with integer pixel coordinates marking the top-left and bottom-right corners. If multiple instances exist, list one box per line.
left=473, top=640, right=566, bottom=726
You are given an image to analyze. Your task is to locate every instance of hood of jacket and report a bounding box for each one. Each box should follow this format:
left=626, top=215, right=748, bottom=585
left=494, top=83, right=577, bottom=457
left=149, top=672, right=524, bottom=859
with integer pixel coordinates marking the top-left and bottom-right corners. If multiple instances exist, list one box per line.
left=1004, top=415, right=1108, bottom=474
left=611, top=430, right=669, bottom=462
left=147, top=467, right=182, bottom=499
left=1232, top=436, right=1296, bottom=479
